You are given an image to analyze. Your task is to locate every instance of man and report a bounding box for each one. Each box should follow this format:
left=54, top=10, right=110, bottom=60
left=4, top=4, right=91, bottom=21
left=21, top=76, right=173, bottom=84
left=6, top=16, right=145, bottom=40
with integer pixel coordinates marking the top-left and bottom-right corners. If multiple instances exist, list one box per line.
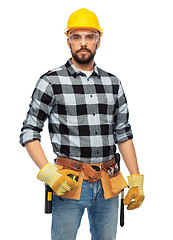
left=20, top=8, right=144, bottom=240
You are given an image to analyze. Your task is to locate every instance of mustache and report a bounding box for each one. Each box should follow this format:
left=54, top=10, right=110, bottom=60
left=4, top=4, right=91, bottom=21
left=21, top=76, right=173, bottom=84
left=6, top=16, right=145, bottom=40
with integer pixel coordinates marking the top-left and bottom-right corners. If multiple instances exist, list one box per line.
left=76, top=48, right=92, bottom=53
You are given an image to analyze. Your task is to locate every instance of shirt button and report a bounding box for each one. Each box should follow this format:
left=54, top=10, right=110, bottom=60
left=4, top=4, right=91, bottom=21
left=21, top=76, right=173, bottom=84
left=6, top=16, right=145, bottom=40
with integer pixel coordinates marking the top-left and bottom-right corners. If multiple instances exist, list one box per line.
left=93, top=113, right=95, bottom=116
left=90, top=95, right=93, bottom=97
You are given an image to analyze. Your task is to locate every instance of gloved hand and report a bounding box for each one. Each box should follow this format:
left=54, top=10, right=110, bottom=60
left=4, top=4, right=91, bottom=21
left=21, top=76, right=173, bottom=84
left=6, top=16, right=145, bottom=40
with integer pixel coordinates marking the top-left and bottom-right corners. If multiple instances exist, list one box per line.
left=37, top=163, right=79, bottom=196
left=123, top=174, right=145, bottom=210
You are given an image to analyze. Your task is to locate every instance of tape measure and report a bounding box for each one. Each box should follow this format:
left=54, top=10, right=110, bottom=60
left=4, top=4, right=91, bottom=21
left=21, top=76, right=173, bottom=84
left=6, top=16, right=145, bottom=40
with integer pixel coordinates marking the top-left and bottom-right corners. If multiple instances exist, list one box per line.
left=67, top=174, right=79, bottom=184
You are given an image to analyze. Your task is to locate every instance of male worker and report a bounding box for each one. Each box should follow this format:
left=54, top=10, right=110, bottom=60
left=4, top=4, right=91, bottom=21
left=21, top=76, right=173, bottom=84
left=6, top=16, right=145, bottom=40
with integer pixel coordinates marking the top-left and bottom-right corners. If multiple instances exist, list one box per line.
left=20, top=8, right=144, bottom=240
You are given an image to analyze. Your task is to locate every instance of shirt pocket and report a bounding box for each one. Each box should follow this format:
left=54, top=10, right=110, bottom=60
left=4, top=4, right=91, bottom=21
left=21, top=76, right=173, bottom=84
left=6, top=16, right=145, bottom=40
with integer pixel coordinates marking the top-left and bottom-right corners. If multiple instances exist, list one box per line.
left=64, top=94, right=86, bottom=125
left=98, top=93, right=115, bottom=124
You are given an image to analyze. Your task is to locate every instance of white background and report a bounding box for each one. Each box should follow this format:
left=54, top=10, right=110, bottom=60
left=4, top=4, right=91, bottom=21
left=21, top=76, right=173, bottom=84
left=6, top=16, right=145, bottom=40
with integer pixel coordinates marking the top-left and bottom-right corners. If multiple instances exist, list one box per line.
left=1, top=0, right=173, bottom=239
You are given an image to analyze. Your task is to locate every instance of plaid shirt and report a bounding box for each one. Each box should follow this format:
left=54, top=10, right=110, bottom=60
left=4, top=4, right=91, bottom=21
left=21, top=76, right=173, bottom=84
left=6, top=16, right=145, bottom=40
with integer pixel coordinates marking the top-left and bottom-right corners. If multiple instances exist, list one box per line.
left=20, top=59, right=133, bottom=163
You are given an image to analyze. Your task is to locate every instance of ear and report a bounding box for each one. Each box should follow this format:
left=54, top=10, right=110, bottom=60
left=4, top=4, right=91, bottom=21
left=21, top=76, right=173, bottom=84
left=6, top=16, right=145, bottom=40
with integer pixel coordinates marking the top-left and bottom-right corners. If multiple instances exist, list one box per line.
left=96, top=38, right=101, bottom=49
left=67, top=38, right=71, bottom=49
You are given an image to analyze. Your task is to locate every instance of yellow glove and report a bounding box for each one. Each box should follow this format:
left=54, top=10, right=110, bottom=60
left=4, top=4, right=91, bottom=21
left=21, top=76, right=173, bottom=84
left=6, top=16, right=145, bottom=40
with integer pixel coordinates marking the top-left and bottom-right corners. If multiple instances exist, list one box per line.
left=37, top=163, right=79, bottom=196
left=123, top=174, right=145, bottom=210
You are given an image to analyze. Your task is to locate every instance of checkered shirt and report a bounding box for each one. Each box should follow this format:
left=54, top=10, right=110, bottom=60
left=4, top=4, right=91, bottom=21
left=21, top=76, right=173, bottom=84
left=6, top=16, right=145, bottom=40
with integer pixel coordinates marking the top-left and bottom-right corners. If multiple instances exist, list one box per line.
left=20, top=59, right=133, bottom=163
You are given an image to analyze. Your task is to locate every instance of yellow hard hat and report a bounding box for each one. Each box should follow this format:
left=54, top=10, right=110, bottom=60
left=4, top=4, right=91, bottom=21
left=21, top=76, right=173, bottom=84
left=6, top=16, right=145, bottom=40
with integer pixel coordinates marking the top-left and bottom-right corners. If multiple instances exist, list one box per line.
left=64, top=8, right=103, bottom=37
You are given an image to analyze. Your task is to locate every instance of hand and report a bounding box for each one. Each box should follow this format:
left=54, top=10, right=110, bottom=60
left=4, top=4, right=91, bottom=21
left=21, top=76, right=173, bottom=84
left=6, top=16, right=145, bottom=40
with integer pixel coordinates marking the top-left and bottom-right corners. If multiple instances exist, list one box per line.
left=37, top=163, right=79, bottom=196
left=123, top=174, right=145, bottom=210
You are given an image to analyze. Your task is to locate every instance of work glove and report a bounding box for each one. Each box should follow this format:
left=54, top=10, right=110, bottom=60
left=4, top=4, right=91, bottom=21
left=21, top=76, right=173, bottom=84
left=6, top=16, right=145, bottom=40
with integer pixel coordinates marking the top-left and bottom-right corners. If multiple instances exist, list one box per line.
left=37, top=163, right=79, bottom=196
left=124, top=174, right=145, bottom=210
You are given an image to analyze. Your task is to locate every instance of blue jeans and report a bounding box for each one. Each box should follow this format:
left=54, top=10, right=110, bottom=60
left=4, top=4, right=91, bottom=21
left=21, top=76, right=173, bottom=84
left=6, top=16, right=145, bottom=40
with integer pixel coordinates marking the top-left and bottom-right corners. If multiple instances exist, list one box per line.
left=51, top=180, right=119, bottom=240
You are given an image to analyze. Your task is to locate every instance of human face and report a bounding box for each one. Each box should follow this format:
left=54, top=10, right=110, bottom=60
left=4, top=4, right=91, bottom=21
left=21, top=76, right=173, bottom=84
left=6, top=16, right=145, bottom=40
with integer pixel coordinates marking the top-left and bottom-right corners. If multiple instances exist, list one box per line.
left=67, top=29, right=100, bottom=67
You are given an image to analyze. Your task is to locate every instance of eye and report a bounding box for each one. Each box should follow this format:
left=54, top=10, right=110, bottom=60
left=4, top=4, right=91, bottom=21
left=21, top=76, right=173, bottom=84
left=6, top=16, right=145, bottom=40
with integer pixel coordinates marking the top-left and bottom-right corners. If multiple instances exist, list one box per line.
left=71, top=35, right=81, bottom=40
left=86, top=34, right=95, bottom=40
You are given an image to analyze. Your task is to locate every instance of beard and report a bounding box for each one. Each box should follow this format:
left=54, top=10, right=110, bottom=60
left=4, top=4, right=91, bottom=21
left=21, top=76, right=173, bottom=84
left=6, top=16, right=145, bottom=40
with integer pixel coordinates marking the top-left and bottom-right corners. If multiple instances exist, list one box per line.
left=71, top=46, right=97, bottom=64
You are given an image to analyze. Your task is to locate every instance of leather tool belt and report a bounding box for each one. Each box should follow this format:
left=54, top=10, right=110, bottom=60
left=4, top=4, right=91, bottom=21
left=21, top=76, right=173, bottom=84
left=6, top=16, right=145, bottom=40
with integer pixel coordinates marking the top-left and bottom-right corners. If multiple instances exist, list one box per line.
left=55, top=155, right=128, bottom=200
left=55, top=156, right=116, bottom=183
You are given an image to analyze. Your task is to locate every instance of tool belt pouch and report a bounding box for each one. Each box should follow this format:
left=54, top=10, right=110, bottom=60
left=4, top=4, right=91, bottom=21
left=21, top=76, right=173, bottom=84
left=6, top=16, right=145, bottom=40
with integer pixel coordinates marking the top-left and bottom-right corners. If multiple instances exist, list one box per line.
left=101, top=167, right=128, bottom=200
left=54, top=164, right=84, bottom=200
left=109, top=170, right=127, bottom=195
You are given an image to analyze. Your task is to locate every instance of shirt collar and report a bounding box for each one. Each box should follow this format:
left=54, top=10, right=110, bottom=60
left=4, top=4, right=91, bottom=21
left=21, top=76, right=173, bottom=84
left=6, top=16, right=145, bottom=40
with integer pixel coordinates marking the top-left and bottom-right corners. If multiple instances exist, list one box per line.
left=65, top=59, right=101, bottom=79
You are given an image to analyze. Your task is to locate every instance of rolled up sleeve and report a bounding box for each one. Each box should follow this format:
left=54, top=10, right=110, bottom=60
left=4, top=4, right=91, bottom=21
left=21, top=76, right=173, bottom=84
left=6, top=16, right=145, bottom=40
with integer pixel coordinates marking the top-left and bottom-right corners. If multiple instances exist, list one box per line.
left=114, top=81, right=133, bottom=143
left=19, top=76, right=54, bottom=146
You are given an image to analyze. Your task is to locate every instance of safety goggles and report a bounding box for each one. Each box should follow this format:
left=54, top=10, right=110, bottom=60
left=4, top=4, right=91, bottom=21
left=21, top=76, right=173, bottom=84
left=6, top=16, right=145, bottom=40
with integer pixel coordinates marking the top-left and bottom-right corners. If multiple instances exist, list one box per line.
left=69, top=33, right=99, bottom=45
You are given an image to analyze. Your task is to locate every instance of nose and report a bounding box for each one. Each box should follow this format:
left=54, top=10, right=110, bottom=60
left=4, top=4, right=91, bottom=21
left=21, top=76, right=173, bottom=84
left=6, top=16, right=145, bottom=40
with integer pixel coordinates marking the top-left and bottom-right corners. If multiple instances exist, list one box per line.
left=80, top=36, right=87, bottom=45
